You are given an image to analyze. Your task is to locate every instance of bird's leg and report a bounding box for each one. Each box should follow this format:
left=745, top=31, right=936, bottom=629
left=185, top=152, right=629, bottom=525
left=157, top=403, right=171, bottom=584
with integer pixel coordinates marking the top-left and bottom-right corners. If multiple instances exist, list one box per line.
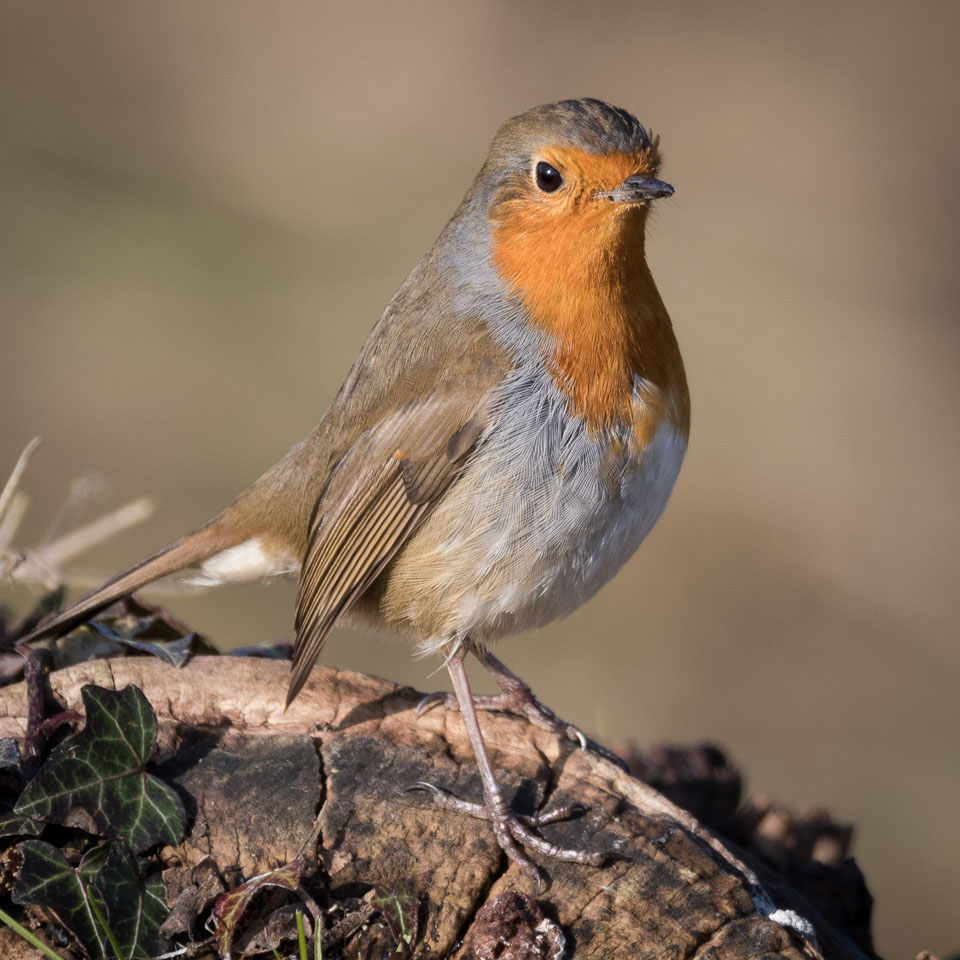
left=416, top=647, right=626, bottom=769
left=475, top=649, right=627, bottom=767
left=412, top=646, right=603, bottom=883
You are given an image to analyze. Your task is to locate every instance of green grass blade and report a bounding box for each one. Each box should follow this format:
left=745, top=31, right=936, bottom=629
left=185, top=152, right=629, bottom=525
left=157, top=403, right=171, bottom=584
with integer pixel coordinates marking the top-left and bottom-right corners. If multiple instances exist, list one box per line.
left=0, top=905, right=69, bottom=960
left=296, top=909, right=308, bottom=960
left=86, top=887, right=123, bottom=960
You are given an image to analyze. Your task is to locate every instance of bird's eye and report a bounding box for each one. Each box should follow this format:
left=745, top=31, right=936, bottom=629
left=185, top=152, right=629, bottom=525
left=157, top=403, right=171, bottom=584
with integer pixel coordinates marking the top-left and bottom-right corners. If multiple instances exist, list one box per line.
left=535, top=161, right=563, bottom=193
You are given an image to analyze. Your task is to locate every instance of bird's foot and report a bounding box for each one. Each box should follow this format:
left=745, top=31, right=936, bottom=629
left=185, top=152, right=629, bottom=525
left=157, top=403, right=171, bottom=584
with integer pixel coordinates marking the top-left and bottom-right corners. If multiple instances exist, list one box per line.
left=415, top=688, right=626, bottom=770
left=408, top=781, right=603, bottom=884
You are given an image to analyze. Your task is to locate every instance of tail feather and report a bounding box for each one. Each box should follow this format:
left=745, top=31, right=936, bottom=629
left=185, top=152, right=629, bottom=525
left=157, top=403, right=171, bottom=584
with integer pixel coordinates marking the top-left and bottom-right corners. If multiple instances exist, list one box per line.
left=20, top=519, right=240, bottom=644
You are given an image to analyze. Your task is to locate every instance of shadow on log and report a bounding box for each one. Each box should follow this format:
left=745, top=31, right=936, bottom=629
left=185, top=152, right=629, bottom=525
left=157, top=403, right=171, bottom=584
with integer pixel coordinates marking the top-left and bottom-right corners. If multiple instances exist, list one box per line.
left=0, top=656, right=877, bottom=959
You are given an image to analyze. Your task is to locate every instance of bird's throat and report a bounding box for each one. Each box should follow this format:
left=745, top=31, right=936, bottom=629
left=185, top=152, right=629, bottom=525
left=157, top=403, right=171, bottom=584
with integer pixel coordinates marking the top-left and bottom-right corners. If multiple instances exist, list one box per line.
left=492, top=205, right=688, bottom=438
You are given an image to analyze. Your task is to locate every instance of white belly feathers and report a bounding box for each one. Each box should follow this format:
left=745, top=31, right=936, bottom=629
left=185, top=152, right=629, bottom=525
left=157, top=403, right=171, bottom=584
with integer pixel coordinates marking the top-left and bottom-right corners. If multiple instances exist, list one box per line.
left=381, top=366, right=687, bottom=651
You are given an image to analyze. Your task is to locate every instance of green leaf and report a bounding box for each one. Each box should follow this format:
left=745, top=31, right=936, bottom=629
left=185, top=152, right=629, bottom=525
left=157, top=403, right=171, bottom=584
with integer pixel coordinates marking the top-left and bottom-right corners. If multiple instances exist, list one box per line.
left=0, top=811, right=43, bottom=838
left=13, top=839, right=169, bottom=960
left=0, top=754, right=43, bottom=836
left=12, top=840, right=110, bottom=959
left=78, top=844, right=110, bottom=882
left=14, top=684, right=186, bottom=851
left=92, top=841, right=168, bottom=959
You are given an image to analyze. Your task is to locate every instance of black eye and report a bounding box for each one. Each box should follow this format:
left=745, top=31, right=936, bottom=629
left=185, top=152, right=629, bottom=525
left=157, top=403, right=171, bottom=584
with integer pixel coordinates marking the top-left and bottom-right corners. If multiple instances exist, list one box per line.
left=535, top=161, right=563, bottom=192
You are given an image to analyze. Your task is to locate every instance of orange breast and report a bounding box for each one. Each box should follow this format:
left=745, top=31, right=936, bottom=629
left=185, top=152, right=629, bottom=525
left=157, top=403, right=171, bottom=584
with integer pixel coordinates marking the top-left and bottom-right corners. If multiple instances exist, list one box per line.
left=490, top=148, right=689, bottom=444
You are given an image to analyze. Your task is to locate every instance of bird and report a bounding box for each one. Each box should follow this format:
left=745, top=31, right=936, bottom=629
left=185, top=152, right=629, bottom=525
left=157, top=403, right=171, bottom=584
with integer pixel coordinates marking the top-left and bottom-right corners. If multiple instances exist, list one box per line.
left=21, top=98, right=689, bottom=881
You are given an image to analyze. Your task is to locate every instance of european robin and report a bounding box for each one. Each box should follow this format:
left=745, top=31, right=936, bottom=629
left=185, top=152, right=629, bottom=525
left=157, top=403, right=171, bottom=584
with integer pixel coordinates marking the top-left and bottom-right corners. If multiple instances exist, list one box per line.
left=22, top=99, right=689, bottom=880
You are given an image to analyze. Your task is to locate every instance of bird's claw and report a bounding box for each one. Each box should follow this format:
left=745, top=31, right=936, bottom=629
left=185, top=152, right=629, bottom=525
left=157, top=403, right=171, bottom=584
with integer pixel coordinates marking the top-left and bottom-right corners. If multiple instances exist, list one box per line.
left=414, top=692, right=453, bottom=719
left=407, top=779, right=603, bottom=884
left=405, top=780, right=445, bottom=797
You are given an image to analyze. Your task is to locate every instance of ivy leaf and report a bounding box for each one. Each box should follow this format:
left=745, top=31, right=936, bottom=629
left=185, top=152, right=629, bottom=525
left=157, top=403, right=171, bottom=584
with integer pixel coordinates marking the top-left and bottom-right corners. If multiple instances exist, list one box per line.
left=12, top=840, right=111, bottom=959
left=0, top=811, right=43, bottom=838
left=93, top=841, right=168, bottom=958
left=13, top=839, right=169, bottom=959
left=0, top=740, right=42, bottom=838
left=14, top=684, right=186, bottom=851
left=212, top=860, right=303, bottom=960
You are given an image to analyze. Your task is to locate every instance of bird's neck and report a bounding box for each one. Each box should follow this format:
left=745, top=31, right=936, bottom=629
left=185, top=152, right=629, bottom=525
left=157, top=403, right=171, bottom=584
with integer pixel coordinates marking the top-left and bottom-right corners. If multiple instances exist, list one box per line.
left=492, top=208, right=689, bottom=439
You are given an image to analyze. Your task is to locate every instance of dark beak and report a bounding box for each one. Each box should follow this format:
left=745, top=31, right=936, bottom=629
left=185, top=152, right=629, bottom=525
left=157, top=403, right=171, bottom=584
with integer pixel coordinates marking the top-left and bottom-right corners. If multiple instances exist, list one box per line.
left=596, top=175, right=674, bottom=203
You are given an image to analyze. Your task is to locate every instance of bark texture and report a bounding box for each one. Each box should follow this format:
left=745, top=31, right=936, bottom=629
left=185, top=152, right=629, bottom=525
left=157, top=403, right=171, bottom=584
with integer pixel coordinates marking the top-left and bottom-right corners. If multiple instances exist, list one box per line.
left=0, top=657, right=875, bottom=959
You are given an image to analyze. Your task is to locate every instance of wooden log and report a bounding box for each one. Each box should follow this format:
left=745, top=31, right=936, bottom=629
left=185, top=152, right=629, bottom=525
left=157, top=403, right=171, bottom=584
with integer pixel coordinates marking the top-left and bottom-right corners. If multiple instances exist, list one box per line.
left=0, top=657, right=875, bottom=959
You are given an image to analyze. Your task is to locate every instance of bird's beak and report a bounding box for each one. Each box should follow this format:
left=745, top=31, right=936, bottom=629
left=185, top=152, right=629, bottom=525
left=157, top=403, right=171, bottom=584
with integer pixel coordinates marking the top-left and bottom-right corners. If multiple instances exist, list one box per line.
left=596, top=175, right=674, bottom=204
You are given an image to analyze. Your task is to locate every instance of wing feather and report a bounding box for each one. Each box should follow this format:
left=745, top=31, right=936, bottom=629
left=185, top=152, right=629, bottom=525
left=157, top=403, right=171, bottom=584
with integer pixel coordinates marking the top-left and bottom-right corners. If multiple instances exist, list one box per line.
left=286, top=401, right=490, bottom=704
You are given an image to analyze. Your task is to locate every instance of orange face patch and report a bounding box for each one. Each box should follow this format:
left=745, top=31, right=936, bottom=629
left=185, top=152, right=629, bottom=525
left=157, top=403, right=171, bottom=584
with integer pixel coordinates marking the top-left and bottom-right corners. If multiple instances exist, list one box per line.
left=490, top=146, right=688, bottom=440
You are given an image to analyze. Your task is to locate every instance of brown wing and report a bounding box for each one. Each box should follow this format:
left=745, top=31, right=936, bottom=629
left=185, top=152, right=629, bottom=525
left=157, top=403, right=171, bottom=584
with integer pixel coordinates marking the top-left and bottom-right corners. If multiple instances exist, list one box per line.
left=286, top=399, right=488, bottom=705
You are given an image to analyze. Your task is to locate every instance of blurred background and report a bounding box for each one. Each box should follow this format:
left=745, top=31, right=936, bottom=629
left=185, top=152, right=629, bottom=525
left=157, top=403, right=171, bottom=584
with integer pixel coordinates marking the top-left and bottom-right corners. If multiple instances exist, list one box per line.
left=1, top=1, right=957, bottom=955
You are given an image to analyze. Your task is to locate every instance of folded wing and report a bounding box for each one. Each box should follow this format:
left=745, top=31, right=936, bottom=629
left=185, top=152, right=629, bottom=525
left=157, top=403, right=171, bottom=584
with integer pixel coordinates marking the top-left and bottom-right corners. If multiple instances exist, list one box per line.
left=287, top=399, right=489, bottom=704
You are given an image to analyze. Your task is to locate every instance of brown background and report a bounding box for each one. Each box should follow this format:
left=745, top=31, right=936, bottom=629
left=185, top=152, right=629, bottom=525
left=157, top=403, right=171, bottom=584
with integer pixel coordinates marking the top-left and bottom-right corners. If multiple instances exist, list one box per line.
left=1, top=2, right=957, bottom=956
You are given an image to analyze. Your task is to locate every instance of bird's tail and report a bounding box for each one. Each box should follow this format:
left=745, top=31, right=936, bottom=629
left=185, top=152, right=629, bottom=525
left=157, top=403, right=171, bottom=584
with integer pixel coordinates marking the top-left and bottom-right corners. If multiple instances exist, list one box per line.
left=19, top=514, right=245, bottom=644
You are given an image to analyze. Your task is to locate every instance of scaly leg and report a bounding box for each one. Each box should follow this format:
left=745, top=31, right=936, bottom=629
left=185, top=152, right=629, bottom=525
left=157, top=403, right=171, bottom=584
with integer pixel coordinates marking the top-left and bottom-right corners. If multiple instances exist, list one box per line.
left=417, top=646, right=626, bottom=769
left=412, top=647, right=603, bottom=883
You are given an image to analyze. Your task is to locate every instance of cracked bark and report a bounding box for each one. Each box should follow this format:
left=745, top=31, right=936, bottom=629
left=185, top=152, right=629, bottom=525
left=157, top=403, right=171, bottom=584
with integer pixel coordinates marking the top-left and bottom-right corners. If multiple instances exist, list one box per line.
left=0, top=656, right=875, bottom=959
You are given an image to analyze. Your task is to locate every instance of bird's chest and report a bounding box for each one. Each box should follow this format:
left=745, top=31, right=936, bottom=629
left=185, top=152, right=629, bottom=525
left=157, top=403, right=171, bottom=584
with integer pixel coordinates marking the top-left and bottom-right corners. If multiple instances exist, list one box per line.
left=381, top=368, right=687, bottom=648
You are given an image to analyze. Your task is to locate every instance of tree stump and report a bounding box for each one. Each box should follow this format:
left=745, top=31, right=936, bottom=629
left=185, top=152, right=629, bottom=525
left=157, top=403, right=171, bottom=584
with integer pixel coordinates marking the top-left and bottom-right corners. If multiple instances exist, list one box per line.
left=0, top=657, right=875, bottom=959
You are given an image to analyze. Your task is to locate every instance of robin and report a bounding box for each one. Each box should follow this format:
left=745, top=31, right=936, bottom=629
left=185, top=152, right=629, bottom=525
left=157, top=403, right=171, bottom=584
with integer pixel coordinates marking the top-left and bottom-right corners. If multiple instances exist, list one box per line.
left=22, top=98, right=689, bottom=880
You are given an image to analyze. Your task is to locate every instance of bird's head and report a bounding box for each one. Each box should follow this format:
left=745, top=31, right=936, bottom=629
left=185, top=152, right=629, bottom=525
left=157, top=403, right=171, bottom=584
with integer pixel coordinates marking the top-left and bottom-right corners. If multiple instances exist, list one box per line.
left=464, top=99, right=684, bottom=434
left=478, top=99, right=671, bottom=290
